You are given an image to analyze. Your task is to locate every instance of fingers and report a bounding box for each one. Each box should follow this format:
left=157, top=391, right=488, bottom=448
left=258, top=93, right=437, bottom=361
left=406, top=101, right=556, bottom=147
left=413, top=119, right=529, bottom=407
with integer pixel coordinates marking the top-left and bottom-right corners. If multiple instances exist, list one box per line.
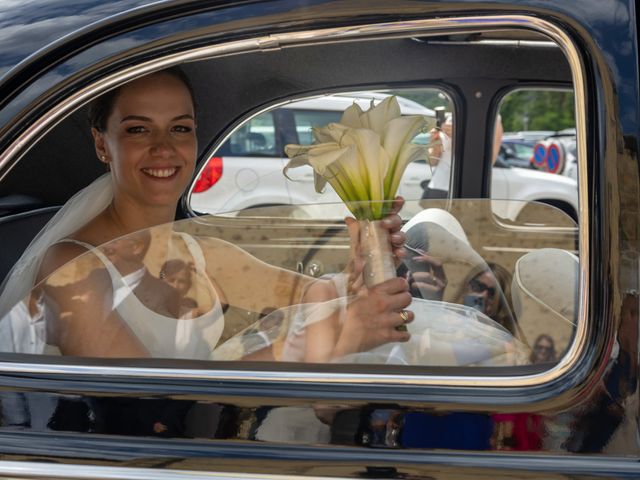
left=388, top=310, right=414, bottom=341
left=407, top=253, right=447, bottom=284
left=381, top=207, right=406, bottom=259
left=396, top=309, right=414, bottom=328
left=371, top=308, right=413, bottom=342
left=381, top=214, right=402, bottom=233
left=370, top=278, right=412, bottom=317
left=371, top=276, right=410, bottom=295
left=411, top=271, right=446, bottom=291
left=390, top=232, right=406, bottom=259
left=390, top=196, right=405, bottom=215
left=345, top=216, right=360, bottom=252
left=413, top=252, right=443, bottom=270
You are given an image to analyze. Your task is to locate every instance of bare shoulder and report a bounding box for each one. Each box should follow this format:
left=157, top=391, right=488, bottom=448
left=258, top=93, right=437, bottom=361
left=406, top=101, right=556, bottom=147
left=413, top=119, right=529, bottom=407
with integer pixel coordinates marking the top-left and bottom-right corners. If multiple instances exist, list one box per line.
left=37, top=241, right=94, bottom=284
left=36, top=211, right=116, bottom=284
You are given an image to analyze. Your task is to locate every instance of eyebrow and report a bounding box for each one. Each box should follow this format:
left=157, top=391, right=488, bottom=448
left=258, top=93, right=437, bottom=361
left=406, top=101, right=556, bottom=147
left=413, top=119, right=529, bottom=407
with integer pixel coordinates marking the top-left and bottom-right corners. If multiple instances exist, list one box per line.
left=120, top=114, right=195, bottom=123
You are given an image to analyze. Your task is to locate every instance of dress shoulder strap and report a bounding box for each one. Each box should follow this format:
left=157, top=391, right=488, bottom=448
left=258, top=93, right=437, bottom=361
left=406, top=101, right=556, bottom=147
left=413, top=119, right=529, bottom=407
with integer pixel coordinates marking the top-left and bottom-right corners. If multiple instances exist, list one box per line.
left=175, top=232, right=206, bottom=270
left=56, top=238, right=119, bottom=275
left=56, top=238, right=95, bottom=250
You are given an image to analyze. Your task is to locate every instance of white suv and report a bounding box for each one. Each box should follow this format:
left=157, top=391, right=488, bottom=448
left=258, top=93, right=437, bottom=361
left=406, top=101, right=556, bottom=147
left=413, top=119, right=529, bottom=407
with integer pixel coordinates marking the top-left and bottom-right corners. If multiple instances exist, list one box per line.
left=189, top=92, right=578, bottom=222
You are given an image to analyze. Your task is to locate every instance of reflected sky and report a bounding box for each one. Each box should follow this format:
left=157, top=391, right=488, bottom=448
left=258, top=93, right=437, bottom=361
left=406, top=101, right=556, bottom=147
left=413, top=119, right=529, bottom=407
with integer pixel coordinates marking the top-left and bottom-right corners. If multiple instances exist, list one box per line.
left=0, top=0, right=156, bottom=75
left=0, top=0, right=322, bottom=128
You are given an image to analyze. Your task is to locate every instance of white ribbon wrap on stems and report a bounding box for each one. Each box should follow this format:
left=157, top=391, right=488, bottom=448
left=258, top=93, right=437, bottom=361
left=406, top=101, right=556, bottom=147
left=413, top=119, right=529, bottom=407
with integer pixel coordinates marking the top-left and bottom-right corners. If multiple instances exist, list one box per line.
left=360, top=219, right=396, bottom=287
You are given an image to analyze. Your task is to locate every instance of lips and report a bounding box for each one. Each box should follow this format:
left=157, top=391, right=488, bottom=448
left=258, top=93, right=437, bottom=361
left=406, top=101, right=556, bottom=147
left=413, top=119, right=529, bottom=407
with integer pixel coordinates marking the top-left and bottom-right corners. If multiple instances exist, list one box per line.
left=141, top=167, right=178, bottom=178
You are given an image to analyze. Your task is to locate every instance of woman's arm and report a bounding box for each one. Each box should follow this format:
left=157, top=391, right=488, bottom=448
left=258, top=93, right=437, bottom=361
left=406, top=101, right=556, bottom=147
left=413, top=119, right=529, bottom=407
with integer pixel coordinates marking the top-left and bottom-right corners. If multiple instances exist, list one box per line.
left=38, top=243, right=149, bottom=357
left=197, top=236, right=313, bottom=313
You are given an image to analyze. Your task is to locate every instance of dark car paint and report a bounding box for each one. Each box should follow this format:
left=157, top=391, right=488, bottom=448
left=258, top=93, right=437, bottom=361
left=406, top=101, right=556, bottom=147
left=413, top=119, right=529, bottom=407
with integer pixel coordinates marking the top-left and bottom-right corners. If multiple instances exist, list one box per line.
left=0, top=1, right=638, bottom=479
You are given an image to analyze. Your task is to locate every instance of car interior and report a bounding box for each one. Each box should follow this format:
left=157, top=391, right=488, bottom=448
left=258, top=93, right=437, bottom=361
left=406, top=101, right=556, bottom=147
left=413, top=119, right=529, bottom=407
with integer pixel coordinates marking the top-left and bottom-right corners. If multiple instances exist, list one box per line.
left=0, top=28, right=580, bottom=365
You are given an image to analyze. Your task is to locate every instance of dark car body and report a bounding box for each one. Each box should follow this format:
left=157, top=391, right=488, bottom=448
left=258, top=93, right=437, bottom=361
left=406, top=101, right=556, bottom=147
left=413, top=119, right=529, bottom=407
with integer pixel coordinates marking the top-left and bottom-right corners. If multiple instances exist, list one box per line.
left=0, top=1, right=637, bottom=479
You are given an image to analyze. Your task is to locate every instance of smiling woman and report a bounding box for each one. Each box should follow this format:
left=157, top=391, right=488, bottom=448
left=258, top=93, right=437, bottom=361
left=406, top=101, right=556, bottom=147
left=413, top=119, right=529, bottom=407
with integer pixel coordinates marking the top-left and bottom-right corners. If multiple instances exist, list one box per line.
left=0, top=67, right=417, bottom=360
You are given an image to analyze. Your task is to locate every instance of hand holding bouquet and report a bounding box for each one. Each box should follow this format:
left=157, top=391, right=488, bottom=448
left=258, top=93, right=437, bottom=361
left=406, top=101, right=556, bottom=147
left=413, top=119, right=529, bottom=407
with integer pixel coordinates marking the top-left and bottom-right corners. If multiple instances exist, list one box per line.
left=284, top=96, right=431, bottom=285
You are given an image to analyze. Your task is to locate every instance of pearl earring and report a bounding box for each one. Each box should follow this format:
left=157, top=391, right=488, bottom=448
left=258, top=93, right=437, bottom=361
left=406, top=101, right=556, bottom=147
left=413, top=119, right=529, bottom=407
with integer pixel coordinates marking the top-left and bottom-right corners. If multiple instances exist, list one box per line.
left=100, top=155, right=106, bottom=161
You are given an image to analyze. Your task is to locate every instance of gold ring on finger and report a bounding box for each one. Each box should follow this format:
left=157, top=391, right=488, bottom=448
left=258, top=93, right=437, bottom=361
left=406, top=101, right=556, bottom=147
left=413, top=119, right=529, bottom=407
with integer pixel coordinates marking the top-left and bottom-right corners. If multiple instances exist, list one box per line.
left=396, top=310, right=410, bottom=331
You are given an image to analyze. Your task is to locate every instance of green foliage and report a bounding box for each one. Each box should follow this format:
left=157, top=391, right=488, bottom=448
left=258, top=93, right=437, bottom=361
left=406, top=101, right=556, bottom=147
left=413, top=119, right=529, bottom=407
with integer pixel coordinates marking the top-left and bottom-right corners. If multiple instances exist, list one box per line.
left=500, top=90, right=575, bottom=132
left=389, top=88, right=575, bottom=134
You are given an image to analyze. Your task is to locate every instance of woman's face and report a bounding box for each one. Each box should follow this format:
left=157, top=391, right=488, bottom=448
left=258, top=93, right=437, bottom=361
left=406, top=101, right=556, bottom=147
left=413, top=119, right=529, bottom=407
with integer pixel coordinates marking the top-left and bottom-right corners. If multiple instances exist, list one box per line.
left=533, top=337, right=555, bottom=363
left=93, top=73, right=197, bottom=210
left=466, top=271, right=499, bottom=318
left=164, top=268, right=192, bottom=298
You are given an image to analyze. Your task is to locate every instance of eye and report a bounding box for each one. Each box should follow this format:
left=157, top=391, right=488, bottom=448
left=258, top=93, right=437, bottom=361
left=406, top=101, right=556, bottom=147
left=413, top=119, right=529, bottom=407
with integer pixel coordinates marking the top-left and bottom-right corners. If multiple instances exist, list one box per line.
left=172, top=125, right=193, bottom=133
left=126, top=125, right=147, bottom=134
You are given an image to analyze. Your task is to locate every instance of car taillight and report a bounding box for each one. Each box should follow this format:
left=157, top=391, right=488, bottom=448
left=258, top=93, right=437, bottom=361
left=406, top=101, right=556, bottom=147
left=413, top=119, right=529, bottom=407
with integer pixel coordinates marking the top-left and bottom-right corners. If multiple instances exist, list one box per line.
left=193, top=156, right=223, bottom=193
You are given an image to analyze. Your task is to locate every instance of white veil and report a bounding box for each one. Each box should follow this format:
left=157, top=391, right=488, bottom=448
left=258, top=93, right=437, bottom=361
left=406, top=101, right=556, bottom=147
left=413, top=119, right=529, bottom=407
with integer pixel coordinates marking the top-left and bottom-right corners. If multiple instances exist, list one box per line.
left=0, top=173, right=113, bottom=318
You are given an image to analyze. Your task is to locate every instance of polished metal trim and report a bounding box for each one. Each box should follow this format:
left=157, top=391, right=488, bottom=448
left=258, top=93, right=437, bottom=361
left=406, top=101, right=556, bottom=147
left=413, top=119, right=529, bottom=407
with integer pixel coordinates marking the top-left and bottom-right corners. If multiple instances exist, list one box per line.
left=0, top=460, right=344, bottom=480
left=3, top=454, right=640, bottom=479
left=0, top=15, right=590, bottom=390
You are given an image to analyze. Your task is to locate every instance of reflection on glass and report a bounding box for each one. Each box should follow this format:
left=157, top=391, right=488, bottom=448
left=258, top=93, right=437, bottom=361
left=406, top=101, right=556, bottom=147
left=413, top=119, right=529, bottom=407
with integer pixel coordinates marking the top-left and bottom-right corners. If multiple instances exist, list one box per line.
left=0, top=200, right=578, bottom=368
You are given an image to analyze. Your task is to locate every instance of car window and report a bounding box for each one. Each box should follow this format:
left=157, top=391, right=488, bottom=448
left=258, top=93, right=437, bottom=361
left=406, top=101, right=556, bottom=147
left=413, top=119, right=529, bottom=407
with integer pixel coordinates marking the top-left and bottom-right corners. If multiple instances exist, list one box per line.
left=227, top=112, right=277, bottom=157
left=190, top=89, right=451, bottom=216
left=0, top=199, right=577, bottom=367
left=291, top=109, right=342, bottom=144
left=0, top=20, right=587, bottom=383
left=493, top=88, right=578, bottom=223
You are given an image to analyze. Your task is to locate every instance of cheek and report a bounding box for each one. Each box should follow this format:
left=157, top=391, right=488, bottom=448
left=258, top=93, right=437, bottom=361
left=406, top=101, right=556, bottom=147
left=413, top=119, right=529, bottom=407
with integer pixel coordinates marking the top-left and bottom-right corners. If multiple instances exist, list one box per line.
left=108, top=139, right=145, bottom=167
left=174, top=139, right=197, bottom=172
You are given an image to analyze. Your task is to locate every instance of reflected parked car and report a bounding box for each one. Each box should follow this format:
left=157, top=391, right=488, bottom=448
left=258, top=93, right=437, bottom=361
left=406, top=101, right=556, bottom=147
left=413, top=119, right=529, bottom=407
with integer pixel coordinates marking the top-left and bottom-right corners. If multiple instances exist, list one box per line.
left=499, top=138, right=536, bottom=168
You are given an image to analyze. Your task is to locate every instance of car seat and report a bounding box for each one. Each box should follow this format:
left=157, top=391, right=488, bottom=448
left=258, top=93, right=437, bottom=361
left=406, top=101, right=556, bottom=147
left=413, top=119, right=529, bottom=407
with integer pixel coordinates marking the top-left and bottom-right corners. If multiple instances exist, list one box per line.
left=0, top=206, right=60, bottom=287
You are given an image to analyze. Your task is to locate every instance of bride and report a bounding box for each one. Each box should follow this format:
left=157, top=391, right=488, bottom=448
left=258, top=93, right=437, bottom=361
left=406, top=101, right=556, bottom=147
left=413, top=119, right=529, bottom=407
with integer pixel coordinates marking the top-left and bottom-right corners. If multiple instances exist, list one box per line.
left=0, top=67, right=416, bottom=361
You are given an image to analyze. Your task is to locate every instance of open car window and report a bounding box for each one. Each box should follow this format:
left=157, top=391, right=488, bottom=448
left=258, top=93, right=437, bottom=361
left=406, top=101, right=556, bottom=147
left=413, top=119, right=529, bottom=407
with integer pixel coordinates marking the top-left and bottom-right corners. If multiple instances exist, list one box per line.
left=0, top=200, right=578, bottom=370
left=190, top=89, right=449, bottom=215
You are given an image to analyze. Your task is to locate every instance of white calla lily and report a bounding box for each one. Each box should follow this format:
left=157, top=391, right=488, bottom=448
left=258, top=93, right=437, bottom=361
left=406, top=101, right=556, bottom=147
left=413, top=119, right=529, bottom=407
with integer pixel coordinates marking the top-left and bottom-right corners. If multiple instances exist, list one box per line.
left=359, top=96, right=401, bottom=136
left=284, top=95, right=429, bottom=220
left=382, top=115, right=430, bottom=197
left=339, top=102, right=365, bottom=128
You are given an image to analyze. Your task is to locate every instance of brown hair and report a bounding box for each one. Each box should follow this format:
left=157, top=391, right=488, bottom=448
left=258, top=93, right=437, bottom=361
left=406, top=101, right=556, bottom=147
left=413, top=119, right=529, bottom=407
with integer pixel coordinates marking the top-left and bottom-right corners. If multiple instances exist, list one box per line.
left=88, top=66, right=196, bottom=132
left=454, top=262, right=524, bottom=341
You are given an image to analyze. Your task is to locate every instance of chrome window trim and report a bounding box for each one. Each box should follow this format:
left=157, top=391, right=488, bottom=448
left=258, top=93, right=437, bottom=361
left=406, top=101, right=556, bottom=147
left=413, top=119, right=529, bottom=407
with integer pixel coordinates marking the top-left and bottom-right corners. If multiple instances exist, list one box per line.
left=3, top=456, right=640, bottom=479
left=0, top=15, right=590, bottom=389
left=0, top=460, right=347, bottom=480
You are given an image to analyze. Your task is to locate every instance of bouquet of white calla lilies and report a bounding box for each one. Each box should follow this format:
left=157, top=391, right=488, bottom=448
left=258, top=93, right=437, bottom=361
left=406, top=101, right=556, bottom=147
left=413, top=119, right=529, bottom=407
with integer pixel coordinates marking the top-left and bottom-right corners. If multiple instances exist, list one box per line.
left=284, top=95, right=431, bottom=220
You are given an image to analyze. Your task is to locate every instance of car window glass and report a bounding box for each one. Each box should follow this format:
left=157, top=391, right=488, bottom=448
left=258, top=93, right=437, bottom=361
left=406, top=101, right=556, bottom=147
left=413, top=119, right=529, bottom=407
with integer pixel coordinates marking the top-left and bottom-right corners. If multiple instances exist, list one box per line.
left=0, top=199, right=577, bottom=370
left=492, top=88, right=578, bottom=224
left=291, top=109, right=342, bottom=144
left=228, top=112, right=277, bottom=157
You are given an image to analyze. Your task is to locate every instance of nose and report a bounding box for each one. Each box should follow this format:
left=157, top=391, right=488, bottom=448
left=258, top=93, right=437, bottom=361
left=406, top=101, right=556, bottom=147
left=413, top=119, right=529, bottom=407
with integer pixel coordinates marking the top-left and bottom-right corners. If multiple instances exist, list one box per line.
left=150, top=132, right=176, bottom=157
